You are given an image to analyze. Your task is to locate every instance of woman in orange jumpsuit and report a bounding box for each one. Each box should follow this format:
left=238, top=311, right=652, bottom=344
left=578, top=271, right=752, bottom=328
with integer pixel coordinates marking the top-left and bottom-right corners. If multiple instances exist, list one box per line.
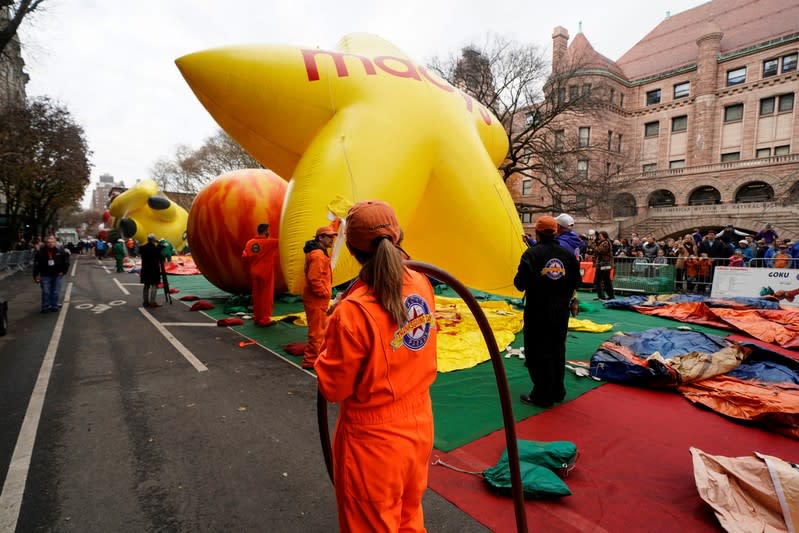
left=302, top=226, right=337, bottom=369
left=315, top=200, right=438, bottom=533
left=241, top=223, right=279, bottom=326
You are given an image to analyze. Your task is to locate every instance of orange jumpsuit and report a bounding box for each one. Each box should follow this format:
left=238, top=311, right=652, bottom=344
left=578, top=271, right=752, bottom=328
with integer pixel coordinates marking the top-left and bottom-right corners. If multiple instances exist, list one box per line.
left=241, top=236, right=279, bottom=326
left=315, top=270, right=438, bottom=533
left=302, top=244, right=333, bottom=366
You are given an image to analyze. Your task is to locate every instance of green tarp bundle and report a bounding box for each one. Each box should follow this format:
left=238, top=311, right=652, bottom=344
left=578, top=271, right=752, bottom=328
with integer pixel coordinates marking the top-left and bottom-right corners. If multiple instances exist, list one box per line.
left=483, top=440, right=578, bottom=498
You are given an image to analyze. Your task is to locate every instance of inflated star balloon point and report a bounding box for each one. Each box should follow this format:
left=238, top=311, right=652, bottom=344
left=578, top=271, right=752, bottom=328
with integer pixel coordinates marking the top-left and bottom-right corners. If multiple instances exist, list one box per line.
left=176, top=33, right=525, bottom=296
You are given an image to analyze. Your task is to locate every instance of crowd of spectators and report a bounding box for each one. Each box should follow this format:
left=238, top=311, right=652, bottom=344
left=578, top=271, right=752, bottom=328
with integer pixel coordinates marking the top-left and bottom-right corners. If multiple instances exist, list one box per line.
left=605, top=224, right=798, bottom=269
left=565, top=222, right=799, bottom=294
left=526, top=218, right=798, bottom=296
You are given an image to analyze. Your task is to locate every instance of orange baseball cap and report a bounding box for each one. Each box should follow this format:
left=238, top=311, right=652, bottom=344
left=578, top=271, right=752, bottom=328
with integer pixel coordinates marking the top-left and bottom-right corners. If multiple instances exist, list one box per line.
left=315, top=225, right=338, bottom=237
left=534, top=216, right=558, bottom=236
left=345, top=200, right=401, bottom=253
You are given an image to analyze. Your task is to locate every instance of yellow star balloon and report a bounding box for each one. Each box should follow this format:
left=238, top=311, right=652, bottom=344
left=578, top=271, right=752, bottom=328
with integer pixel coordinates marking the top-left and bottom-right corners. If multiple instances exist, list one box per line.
left=176, top=33, right=525, bottom=296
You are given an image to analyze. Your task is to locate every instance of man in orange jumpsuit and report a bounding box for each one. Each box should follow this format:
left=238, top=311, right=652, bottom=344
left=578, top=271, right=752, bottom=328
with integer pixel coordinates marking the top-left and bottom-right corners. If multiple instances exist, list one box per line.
left=315, top=200, right=438, bottom=532
left=301, top=225, right=337, bottom=369
left=241, top=223, right=279, bottom=326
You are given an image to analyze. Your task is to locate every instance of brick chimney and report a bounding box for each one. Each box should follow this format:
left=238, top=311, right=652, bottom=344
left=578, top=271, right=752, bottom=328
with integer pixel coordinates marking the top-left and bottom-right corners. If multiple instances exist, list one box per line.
left=695, top=20, right=722, bottom=95
left=691, top=20, right=723, bottom=165
left=552, top=26, right=570, bottom=73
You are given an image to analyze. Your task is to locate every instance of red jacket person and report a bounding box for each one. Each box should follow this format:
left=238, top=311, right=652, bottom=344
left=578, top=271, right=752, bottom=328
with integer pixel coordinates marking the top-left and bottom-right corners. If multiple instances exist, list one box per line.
left=241, top=223, right=279, bottom=326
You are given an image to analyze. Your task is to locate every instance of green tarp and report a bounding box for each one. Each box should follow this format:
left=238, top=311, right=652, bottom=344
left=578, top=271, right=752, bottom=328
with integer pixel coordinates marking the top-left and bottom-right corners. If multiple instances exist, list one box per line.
left=166, top=275, right=730, bottom=451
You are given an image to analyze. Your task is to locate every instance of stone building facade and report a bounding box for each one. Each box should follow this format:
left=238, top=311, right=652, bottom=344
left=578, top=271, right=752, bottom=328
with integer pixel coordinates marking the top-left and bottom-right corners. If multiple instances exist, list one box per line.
left=1, top=6, right=29, bottom=247
left=90, top=174, right=126, bottom=212
left=0, top=5, right=28, bottom=109
left=511, top=0, right=799, bottom=241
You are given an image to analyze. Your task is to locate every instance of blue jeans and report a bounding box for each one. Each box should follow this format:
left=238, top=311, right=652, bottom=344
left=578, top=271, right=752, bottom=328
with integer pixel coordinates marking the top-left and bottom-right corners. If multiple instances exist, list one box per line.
left=40, top=275, right=63, bottom=311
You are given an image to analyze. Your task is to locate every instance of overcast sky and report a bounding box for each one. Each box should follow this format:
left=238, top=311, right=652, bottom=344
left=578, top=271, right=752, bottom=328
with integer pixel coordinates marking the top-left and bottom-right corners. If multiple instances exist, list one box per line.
left=18, top=0, right=704, bottom=208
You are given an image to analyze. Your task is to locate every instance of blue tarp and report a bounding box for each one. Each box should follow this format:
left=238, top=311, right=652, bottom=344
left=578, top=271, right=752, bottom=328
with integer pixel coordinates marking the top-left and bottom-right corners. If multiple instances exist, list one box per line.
left=589, top=329, right=799, bottom=387
left=614, top=328, right=728, bottom=358
left=603, top=294, right=780, bottom=310
left=728, top=344, right=799, bottom=385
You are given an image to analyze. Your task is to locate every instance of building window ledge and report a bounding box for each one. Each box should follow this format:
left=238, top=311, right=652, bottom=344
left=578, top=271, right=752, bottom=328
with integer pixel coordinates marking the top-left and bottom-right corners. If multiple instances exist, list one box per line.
left=614, top=152, right=799, bottom=181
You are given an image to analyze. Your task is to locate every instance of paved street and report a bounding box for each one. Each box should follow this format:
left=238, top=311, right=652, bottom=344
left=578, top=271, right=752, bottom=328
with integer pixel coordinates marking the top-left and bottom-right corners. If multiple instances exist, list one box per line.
left=0, top=255, right=488, bottom=532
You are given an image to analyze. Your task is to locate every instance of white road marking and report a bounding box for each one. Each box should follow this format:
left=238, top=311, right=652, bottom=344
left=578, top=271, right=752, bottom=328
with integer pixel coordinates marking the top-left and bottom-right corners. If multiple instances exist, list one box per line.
left=171, top=301, right=314, bottom=374
left=159, top=322, right=219, bottom=327
left=102, top=265, right=110, bottom=274
left=138, top=308, right=208, bottom=372
left=113, top=278, right=130, bottom=295
left=222, top=325, right=315, bottom=376
left=0, top=283, right=73, bottom=532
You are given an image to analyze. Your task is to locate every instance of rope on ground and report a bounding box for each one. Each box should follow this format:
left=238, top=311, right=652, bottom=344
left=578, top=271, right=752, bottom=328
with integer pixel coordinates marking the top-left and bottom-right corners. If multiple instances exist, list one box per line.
left=431, top=456, right=483, bottom=476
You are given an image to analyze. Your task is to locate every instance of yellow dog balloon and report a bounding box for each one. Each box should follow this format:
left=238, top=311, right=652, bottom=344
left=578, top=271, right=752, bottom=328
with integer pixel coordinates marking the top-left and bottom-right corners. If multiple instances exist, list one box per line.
left=176, top=33, right=524, bottom=296
left=108, top=179, right=189, bottom=251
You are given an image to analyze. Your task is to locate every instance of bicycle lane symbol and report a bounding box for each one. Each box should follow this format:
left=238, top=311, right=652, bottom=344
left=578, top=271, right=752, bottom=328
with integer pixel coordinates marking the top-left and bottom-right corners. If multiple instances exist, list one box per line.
left=74, top=300, right=126, bottom=314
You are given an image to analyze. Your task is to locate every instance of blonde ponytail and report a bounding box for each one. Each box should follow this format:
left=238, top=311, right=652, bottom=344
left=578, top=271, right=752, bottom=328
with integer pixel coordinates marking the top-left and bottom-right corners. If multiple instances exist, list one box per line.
left=358, top=238, right=407, bottom=326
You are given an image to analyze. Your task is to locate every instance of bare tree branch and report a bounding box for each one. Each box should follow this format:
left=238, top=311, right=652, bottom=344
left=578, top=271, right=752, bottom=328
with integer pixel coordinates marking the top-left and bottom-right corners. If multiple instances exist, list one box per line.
left=0, top=0, right=46, bottom=58
left=0, top=96, right=91, bottom=243
left=429, top=34, right=639, bottom=220
left=150, top=130, right=263, bottom=199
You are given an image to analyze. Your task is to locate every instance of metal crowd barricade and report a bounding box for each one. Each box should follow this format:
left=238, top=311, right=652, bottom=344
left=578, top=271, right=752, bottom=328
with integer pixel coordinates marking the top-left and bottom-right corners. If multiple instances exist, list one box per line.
left=589, top=250, right=798, bottom=297
left=748, top=256, right=799, bottom=268
left=611, top=256, right=676, bottom=294
left=1, top=250, right=34, bottom=273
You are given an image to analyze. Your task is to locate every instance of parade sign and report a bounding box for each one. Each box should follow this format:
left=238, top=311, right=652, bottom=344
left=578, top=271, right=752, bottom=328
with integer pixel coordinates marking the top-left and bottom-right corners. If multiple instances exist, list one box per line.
left=711, top=266, right=799, bottom=308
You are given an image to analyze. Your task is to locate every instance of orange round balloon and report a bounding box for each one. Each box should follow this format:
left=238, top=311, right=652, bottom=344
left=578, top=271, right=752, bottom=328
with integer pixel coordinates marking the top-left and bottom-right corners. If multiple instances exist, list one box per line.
left=187, top=169, right=287, bottom=294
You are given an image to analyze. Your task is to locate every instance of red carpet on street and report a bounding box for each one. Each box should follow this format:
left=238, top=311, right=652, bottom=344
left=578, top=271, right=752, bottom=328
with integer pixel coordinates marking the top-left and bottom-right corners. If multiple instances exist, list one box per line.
left=428, top=383, right=799, bottom=533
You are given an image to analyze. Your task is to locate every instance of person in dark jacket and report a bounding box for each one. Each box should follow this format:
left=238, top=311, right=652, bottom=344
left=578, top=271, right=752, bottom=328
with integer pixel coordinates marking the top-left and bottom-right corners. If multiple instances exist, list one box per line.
left=593, top=231, right=615, bottom=300
left=554, top=213, right=582, bottom=260
left=33, top=236, right=70, bottom=313
left=641, top=235, right=660, bottom=261
left=514, top=216, right=581, bottom=408
left=755, top=223, right=778, bottom=246
left=697, top=229, right=727, bottom=282
left=139, top=234, right=164, bottom=308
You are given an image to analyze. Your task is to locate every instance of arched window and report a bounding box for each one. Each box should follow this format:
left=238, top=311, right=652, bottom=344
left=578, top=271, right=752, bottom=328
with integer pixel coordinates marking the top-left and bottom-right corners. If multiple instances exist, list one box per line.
left=789, top=181, right=799, bottom=203
left=612, top=193, right=637, bottom=217
left=735, top=181, right=774, bottom=203
left=688, top=186, right=721, bottom=205
left=647, top=189, right=676, bottom=207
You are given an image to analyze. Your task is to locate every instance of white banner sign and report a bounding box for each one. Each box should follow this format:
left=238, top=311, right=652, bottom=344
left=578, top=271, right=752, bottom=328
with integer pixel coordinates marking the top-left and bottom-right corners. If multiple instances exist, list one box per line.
left=711, top=266, right=799, bottom=308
